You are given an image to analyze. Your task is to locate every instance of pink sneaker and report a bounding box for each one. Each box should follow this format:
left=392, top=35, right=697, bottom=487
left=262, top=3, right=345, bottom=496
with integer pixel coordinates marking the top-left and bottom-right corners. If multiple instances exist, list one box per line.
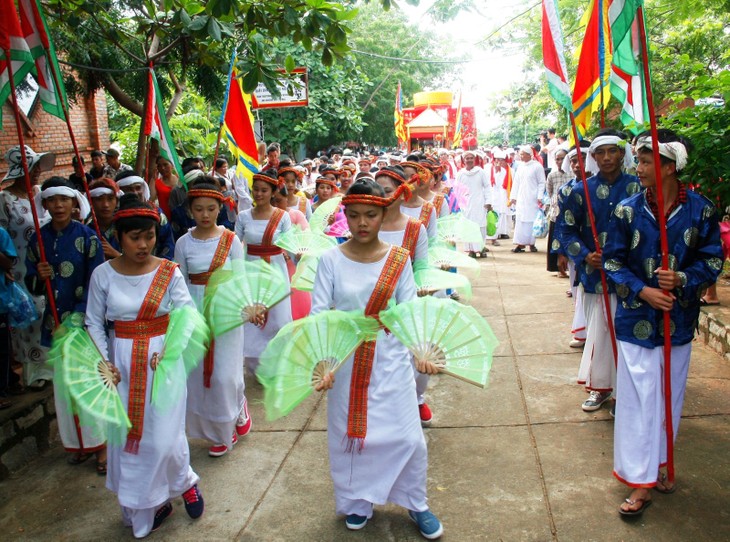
left=208, top=444, right=228, bottom=457
left=236, top=400, right=252, bottom=437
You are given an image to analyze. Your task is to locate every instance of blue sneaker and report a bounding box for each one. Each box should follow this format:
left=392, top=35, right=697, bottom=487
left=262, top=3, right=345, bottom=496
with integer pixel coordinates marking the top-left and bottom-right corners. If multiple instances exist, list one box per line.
left=408, top=509, right=443, bottom=540
left=151, top=502, right=173, bottom=532
left=182, top=484, right=204, bottom=519
left=345, top=514, right=368, bottom=530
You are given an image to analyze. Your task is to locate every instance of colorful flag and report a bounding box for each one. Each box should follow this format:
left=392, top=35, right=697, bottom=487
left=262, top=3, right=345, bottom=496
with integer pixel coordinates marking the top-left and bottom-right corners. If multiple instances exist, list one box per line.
left=541, top=0, right=572, bottom=112
left=0, top=0, right=34, bottom=123
left=222, top=64, right=259, bottom=186
left=571, top=0, right=613, bottom=139
left=18, top=0, right=67, bottom=121
left=144, top=68, right=184, bottom=181
left=452, top=90, right=463, bottom=148
left=394, top=81, right=407, bottom=144
left=609, top=1, right=648, bottom=134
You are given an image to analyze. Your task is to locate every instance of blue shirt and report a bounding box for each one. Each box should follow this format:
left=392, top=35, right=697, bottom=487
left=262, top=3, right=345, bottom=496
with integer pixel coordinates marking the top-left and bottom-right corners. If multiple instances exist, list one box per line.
left=559, top=172, right=641, bottom=293
left=26, top=221, right=105, bottom=346
left=603, top=189, right=723, bottom=347
left=550, top=177, right=578, bottom=256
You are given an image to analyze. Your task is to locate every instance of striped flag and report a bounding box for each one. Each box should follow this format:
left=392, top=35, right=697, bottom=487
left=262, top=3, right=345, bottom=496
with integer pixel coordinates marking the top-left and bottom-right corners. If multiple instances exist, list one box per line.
left=144, top=68, right=184, bottom=182
left=571, top=0, right=613, bottom=138
left=609, top=1, right=648, bottom=133
left=541, top=0, right=572, bottom=112
left=18, top=0, right=67, bottom=120
left=0, top=0, right=34, bottom=123
left=394, top=81, right=407, bottom=144
left=222, top=62, right=259, bottom=186
left=452, top=90, right=463, bottom=148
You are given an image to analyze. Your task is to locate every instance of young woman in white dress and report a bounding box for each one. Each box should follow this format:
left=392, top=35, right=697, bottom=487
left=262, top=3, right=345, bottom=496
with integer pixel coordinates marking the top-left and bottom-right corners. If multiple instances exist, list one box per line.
left=312, top=178, right=443, bottom=540
left=174, top=179, right=250, bottom=458
left=85, top=195, right=204, bottom=538
left=234, top=170, right=292, bottom=374
left=399, top=161, right=438, bottom=242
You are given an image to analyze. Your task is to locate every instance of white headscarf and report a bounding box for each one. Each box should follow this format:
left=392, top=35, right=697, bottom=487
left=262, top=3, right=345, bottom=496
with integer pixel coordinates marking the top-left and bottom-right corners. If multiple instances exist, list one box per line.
left=561, top=148, right=592, bottom=175
left=117, top=175, right=151, bottom=202
left=634, top=136, right=688, bottom=171
left=36, top=185, right=91, bottom=220
left=585, top=135, right=634, bottom=174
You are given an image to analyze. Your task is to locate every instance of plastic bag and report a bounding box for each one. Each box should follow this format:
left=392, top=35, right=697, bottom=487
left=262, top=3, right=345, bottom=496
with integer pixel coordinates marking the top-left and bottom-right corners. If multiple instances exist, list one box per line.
left=7, top=281, right=39, bottom=329
left=486, top=210, right=498, bottom=237
left=533, top=209, right=548, bottom=239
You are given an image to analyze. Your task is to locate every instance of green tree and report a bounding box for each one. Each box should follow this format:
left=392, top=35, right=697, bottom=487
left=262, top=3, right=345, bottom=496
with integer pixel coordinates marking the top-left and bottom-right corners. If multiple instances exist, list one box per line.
left=45, top=0, right=396, bottom=168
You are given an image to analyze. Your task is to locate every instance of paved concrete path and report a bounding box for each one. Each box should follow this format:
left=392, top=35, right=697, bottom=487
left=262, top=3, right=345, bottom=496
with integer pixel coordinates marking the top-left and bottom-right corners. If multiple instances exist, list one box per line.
left=2, top=239, right=729, bottom=541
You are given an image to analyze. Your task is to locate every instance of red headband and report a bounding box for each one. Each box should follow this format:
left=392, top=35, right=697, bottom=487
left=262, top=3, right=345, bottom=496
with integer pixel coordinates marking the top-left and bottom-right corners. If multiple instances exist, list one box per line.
left=113, top=207, right=161, bottom=223
left=341, top=183, right=413, bottom=207
left=278, top=167, right=302, bottom=179
left=401, top=161, right=431, bottom=186
left=187, top=188, right=225, bottom=202
left=317, top=178, right=339, bottom=189
left=253, top=173, right=283, bottom=190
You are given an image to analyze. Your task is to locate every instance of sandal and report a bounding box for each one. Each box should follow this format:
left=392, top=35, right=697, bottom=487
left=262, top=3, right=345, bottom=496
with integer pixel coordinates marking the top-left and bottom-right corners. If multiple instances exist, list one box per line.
left=96, top=460, right=107, bottom=476
left=67, top=452, right=93, bottom=465
left=655, top=472, right=676, bottom=494
left=619, top=491, right=652, bottom=517
left=511, top=247, right=525, bottom=253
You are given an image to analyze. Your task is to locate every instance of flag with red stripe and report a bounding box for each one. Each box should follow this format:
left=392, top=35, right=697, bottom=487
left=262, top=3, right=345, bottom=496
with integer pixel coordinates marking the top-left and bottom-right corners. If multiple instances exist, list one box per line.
left=541, top=0, right=572, bottom=112
left=0, top=0, right=34, bottom=123
left=144, top=68, right=184, bottom=182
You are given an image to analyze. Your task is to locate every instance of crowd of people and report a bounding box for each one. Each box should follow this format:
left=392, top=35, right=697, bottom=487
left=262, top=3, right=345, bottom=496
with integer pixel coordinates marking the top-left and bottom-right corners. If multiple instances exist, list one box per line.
left=0, top=125, right=720, bottom=537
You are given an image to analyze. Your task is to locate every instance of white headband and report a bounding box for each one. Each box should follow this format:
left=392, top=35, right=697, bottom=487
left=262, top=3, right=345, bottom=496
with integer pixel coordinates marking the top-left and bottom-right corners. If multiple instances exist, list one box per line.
left=38, top=186, right=90, bottom=220
left=561, top=148, right=591, bottom=175
left=586, top=136, right=634, bottom=174
left=116, top=176, right=150, bottom=201
left=89, top=187, right=116, bottom=197
left=518, top=145, right=533, bottom=155
left=635, top=137, right=688, bottom=171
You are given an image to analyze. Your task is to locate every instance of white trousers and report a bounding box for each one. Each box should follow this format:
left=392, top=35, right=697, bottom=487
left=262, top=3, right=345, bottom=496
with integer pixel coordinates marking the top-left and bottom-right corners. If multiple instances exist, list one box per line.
left=122, top=505, right=156, bottom=539
left=513, top=220, right=535, bottom=246
left=577, top=291, right=617, bottom=391
left=466, top=226, right=487, bottom=252
left=613, top=341, right=691, bottom=486
left=570, top=262, right=586, bottom=341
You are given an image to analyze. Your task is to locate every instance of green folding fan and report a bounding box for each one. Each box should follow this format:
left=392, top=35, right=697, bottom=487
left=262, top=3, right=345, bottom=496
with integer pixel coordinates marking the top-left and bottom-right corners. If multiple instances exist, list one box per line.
left=291, top=253, right=320, bottom=292
left=379, top=296, right=498, bottom=388
left=309, top=196, right=343, bottom=233
left=275, top=225, right=337, bottom=256
left=151, top=305, right=211, bottom=410
left=436, top=214, right=484, bottom=245
left=59, top=327, right=131, bottom=445
left=428, top=243, right=480, bottom=274
left=257, top=310, right=378, bottom=420
left=414, top=268, right=472, bottom=299
left=204, top=259, right=290, bottom=337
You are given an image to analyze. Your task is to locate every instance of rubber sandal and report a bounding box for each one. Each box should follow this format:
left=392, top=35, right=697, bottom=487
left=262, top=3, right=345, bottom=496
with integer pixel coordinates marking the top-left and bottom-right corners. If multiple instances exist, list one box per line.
left=655, top=473, right=676, bottom=494
left=619, top=496, right=652, bottom=517
left=96, top=460, right=107, bottom=476
left=511, top=247, right=525, bottom=253
left=67, top=452, right=93, bottom=465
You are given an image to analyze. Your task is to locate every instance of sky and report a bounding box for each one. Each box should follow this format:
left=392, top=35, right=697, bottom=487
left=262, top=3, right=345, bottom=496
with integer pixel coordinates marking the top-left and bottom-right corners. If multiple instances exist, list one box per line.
left=399, top=0, right=542, bottom=135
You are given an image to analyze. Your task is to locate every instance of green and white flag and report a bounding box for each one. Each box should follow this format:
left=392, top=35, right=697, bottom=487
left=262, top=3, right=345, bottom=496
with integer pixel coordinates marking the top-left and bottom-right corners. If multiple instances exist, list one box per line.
left=145, top=68, right=184, bottom=182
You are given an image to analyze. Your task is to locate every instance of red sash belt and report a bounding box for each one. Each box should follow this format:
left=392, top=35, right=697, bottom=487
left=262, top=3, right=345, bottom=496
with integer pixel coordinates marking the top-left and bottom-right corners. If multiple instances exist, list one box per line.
left=247, top=244, right=283, bottom=258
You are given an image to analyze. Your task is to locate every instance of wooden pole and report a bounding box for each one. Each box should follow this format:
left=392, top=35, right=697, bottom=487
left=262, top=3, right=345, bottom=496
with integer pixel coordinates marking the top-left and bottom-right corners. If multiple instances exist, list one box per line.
left=637, top=6, right=675, bottom=484
left=4, top=47, right=59, bottom=327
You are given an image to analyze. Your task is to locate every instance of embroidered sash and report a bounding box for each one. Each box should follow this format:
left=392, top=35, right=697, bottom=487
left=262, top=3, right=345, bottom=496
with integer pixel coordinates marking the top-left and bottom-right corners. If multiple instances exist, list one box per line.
left=188, top=230, right=235, bottom=387
left=247, top=208, right=285, bottom=263
left=347, top=246, right=410, bottom=451
left=117, top=259, right=177, bottom=454
left=401, top=218, right=421, bottom=263
left=418, top=201, right=434, bottom=227
left=432, top=193, right=445, bottom=217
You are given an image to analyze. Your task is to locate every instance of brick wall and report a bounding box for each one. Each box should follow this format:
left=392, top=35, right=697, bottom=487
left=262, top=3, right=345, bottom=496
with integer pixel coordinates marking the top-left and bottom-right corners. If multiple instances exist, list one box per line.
left=0, top=90, right=110, bottom=180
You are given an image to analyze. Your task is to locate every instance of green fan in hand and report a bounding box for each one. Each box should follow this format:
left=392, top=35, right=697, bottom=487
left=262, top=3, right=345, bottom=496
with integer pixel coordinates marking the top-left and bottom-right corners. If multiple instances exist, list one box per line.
left=275, top=225, right=337, bottom=256
left=257, top=310, right=377, bottom=420
left=414, top=268, right=472, bottom=299
left=437, top=214, right=484, bottom=245
left=309, top=196, right=343, bottom=233
left=428, top=243, right=480, bottom=274
left=380, top=296, right=498, bottom=388
left=204, top=259, right=290, bottom=337
left=291, top=253, right=320, bottom=292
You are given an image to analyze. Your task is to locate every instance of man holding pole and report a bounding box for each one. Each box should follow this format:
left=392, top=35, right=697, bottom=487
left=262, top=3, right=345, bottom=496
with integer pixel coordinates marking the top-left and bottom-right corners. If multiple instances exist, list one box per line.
left=602, top=129, right=722, bottom=516
left=559, top=129, right=640, bottom=412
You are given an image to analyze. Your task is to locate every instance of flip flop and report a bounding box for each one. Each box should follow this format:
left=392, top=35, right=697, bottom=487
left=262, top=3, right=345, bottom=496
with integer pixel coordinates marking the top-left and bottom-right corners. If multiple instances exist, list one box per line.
left=511, top=247, right=525, bottom=253
left=655, top=473, right=677, bottom=494
left=619, top=496, right=652, bottom=517
left=96, top=460, right=107, bottom=476
left=67, top=452, right=93, bottom=465
left=700, top=299, right=720, bottom=306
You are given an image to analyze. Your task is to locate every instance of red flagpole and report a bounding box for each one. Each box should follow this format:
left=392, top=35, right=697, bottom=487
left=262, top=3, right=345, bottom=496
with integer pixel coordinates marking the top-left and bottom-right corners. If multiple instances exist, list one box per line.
left=637, top=6, right=675, bottom=484
left=569, top=113, right=618, bottom=364
left=4, top=47, right=59, bottom=327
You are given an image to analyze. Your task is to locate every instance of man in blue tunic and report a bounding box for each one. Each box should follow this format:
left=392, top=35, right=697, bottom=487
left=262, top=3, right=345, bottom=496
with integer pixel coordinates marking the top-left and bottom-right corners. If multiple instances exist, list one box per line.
left=559, top=129, right=641, bottom=412
left=602, top=129, right=722, bottom=516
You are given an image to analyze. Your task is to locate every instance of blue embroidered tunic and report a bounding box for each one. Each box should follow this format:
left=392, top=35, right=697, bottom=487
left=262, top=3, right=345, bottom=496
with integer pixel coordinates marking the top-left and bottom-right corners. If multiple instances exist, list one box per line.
left=559, top=172, right=641, bottom=293
left=550, top=177, right=578, bottom=257
left=25, top=221, right=105, bottom=346
left=602, top=189, right=723, bottom=348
